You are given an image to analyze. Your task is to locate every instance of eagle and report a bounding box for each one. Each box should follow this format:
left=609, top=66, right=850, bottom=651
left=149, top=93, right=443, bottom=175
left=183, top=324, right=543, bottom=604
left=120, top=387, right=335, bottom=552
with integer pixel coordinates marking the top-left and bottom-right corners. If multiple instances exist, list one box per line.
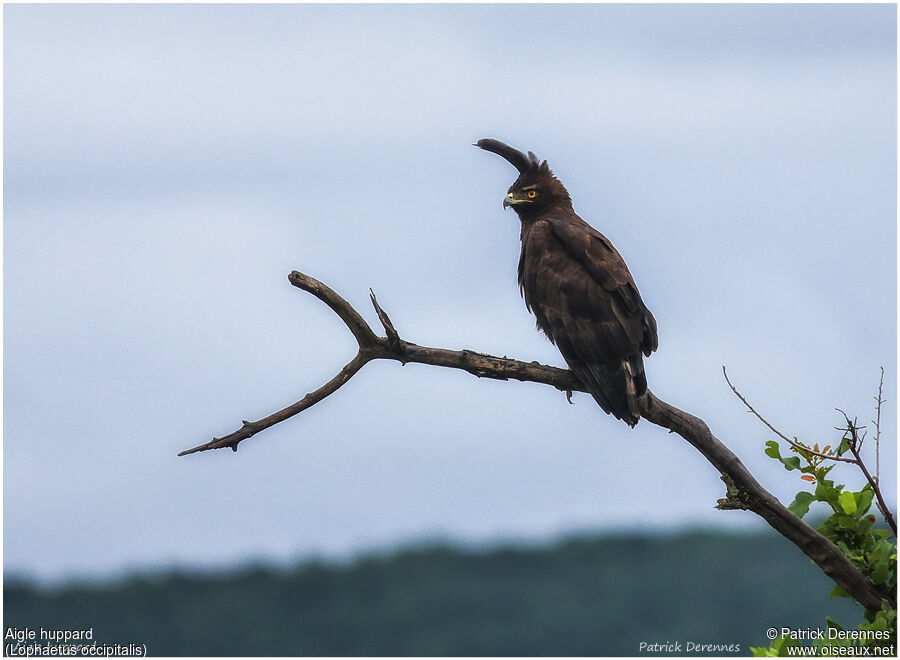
left=476, top=138, right=658, bottom=426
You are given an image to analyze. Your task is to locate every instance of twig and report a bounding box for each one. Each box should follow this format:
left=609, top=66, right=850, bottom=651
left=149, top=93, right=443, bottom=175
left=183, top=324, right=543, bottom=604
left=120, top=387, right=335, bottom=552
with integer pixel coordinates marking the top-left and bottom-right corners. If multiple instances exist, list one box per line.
left=723, top=367, right=896, bottom=537
left=837, top=412, right=897, bottom=536
left=177, top=354, right=370, bottom=456
left=723, top=367, right=856, bottom=464
left=874, top=366, right=885, bottom=487
left=369, top=289, right=402, bottom=355
left=181, top=271, right=892, bottom=613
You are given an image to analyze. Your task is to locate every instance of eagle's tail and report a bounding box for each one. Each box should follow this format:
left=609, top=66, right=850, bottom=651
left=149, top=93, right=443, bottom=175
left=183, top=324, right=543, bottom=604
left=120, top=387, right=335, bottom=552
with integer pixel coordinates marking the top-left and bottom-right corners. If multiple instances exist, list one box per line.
left=571, top=354, right=647, bottom=427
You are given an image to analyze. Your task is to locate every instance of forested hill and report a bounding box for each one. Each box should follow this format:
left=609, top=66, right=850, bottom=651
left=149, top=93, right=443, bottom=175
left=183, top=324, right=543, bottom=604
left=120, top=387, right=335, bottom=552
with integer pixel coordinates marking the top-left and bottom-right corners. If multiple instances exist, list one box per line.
left=5, top=530, right=860, bottom=656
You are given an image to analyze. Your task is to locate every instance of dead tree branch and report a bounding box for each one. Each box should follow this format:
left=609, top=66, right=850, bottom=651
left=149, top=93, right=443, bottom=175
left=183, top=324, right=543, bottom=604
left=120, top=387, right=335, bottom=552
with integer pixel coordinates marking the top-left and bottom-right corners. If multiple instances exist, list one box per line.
left=178, top=272, right=581, bottom=456
left=180, top=270, right=892, bottom=613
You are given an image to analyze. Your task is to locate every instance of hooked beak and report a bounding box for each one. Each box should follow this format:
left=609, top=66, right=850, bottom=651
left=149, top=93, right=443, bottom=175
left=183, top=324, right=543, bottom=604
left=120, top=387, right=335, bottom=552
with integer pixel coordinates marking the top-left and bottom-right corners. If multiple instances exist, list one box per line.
left=503, top=193, right=528, bottom=209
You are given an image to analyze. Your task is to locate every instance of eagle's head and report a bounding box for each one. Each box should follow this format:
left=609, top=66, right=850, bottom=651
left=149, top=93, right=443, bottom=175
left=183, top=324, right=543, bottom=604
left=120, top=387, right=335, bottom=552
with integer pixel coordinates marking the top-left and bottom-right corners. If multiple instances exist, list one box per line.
left=475, top=138, right=572, bottom=217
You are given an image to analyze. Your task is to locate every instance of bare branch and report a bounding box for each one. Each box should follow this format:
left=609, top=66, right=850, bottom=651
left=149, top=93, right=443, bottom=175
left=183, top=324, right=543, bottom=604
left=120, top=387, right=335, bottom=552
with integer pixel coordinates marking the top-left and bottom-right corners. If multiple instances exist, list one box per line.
left=836, top=409, right=867, bottom=453
left=177, top=353, right=370, bottom=456
left=369, top=289, right=402, bottom=355
left=723, top=367, right=856, bottom=464
left=837, top=412, right=897, bottom=536
left=178, top=272, right=383, bottom=456
left=874, top=366, right=885, bottom=487
left=289, top=271, right=378, bottom=349
left=180, top=271, right=583, bottom=457
left=181, top=271, right=893, bottom=613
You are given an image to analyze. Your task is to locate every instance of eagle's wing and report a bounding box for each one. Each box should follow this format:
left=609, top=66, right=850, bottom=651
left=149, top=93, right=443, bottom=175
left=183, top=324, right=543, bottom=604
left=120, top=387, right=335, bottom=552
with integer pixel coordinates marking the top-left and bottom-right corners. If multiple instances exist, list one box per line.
left=519, top=217, right=657, bottom=424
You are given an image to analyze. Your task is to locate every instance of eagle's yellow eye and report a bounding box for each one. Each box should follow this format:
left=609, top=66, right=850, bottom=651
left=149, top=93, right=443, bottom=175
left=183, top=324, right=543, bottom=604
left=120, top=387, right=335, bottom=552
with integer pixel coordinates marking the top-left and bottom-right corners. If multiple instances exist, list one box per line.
left=527, top=191, right=537, bottom=198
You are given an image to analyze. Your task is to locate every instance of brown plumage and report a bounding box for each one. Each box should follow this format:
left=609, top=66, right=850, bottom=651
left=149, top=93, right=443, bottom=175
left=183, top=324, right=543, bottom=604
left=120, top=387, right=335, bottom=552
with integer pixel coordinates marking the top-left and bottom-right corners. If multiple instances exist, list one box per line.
left=476, top=138, right=658, bottom=426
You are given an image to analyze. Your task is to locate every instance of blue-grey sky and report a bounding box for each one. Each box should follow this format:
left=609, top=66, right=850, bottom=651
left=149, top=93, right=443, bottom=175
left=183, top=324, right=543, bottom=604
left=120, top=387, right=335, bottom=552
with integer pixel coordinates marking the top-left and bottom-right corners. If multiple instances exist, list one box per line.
left=4, top=3, right=896, bottom=583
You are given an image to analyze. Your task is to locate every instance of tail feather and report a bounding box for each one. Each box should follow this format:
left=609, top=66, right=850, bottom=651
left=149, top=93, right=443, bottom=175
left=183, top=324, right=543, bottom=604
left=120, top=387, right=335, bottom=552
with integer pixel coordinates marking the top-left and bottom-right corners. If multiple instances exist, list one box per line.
left=570, top=354, right=647, bottom=427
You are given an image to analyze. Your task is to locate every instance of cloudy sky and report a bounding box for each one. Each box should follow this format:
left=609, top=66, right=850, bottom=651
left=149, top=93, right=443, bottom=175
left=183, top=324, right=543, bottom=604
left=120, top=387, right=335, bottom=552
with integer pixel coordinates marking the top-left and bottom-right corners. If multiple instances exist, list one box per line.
left=4, top=3, right=896, bottom=583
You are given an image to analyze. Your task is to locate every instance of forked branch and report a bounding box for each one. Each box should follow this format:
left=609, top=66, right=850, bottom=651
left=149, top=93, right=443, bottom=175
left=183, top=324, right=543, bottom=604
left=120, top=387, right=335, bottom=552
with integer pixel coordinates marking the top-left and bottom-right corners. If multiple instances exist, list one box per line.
left=178, top=271, right=581, bottom=456
left=180, top=271, right=892, bottom=613
left=837, top=412, right=897, bottom=535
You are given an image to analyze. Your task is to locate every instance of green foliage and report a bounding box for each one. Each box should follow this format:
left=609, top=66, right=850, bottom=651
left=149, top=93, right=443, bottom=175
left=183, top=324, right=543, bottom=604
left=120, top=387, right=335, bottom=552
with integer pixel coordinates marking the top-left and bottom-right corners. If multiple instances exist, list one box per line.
left=750, top=613, right=896, bottom=658
left=753, top=432, right=897, bottom=657
left=750, top=634, right=794, bottom=657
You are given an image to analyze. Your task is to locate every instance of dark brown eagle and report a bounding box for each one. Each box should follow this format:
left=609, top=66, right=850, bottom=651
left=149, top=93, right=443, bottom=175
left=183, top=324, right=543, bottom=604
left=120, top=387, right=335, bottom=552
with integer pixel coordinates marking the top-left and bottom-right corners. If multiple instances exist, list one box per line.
left=476, top=138, right=658, bottom=426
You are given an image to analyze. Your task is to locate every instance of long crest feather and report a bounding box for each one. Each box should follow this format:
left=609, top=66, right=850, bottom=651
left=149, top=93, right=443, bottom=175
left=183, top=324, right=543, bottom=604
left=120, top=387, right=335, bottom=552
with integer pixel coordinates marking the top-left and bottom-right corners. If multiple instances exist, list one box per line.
left=475, top=138, right=541, bottom=174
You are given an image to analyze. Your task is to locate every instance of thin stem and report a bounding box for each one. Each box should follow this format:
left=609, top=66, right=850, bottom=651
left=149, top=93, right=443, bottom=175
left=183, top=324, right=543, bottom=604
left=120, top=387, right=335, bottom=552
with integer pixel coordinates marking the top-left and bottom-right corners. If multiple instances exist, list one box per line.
left=874, top=366, right=884, bottom=487
left=723, top=367, right=856, bottom=464
left=839, top=413, right=897, bottom=536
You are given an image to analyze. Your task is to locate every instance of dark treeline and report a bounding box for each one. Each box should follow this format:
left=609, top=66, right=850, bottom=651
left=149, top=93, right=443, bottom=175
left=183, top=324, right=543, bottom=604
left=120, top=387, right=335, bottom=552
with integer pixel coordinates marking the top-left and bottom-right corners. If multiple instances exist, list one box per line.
left=5, top=530, right=860, bottom=656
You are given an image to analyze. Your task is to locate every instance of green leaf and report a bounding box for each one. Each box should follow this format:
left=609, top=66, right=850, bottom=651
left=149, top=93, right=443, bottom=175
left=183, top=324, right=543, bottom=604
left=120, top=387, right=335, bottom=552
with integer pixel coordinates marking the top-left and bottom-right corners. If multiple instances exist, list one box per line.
left=836, top=515, right=858, bottom=531
left=789, top=491, right=816, bottom=518
left=839, top=490, right=857, bottom=514
left=860, top=603, right=896, bottom=631
left=815, top=481, right=840, bottom=507
left=837, top=436, right=850, bottom=456
left=855, top=486, right=874, bottom=516
left=870, top=562, right=890, bottom=585
left=825, top=617, right=844, bottom=632
left=869, top=539, right=891, bottom=562
left=765, top=441, right=801, bottom=471
left=782, top=456, right=801, bottom=471
left=830, top=584, right=850, bottom=599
